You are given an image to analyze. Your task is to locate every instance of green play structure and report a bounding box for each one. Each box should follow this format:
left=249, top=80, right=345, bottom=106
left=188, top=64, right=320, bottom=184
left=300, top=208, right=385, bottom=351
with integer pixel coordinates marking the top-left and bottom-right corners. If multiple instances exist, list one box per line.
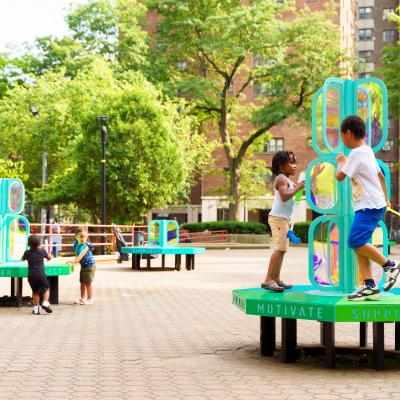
left=0, top=178, right=73, bottom=307
left=233, top=77, right=400, bottom=370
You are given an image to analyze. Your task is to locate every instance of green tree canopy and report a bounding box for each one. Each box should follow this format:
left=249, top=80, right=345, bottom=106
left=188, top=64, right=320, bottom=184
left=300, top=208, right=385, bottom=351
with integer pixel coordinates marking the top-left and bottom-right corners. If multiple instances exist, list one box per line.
left=380, top=6, right=400, bottom=115
left=0, top=60, right=211, bottom=222
left=148, top=0, right=342, bottom=219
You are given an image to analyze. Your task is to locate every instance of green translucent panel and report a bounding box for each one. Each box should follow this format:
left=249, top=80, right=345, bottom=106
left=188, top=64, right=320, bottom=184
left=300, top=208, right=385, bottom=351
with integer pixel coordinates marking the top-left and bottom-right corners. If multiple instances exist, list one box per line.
left=309, top=162, right=337, bottom=210
left=8, top=217, right=28, bottom=260
left=149, top=221, right=160, bottom=246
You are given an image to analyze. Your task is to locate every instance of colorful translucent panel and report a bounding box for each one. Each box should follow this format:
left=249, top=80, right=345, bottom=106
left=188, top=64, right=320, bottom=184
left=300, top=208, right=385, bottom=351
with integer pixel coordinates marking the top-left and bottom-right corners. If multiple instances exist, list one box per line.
left=149, top=222, right=160, bottom=246
left=167, top=222, right=178, bottom=245
left=8, top=181, right=23, bottom=213
left=312, top=221, right=339, bottom=288
left=8, top=217, right=28, bottom=260
left=309, top=162, right=337, bottom=210
left=357, top=82, right=384, bottom=149
left=325, top=84, right=341, bottom=151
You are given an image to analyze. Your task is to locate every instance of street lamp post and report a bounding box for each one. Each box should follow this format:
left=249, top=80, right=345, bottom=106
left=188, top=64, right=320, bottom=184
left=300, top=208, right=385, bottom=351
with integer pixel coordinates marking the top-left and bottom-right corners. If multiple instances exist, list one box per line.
left=30, top=106, right=47, bottom=242
left=96, top=115, right=111, bottom=255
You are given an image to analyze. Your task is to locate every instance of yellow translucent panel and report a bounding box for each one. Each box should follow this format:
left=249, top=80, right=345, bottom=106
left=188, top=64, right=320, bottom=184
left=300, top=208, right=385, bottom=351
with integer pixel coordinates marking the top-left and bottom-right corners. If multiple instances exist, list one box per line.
left=309, top=162, right=337, bottom=210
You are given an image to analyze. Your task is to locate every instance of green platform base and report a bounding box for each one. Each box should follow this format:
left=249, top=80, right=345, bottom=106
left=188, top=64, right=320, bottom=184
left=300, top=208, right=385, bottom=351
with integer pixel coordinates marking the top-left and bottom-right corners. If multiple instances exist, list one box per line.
left=233, top=286, right=400, bottom=322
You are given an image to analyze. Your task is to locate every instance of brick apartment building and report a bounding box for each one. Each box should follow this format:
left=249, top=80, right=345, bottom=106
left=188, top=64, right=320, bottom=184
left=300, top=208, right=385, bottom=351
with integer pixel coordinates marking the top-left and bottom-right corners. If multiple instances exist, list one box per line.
left=150, top=1, right=399, bottom=225
left=357, top=0, right=400, bottom=219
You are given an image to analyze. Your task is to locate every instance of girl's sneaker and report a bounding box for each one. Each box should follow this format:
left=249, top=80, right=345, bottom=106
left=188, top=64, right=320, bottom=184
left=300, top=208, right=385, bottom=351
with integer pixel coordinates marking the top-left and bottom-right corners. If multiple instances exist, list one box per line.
left=32, top=306, right=40, bottom=315
left=85, top=299, right=93, bottom=305
left=75, top=298, right=86, bottom=305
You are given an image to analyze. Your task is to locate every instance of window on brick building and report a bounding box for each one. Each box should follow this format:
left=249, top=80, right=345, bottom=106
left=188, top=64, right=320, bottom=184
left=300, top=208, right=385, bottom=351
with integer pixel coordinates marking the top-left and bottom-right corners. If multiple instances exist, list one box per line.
left=382, top=139, right=394, bottom=152
left=359, top=29, right=373, bottom=41
left=383, top=30, right=395, bottom=42
left=389, top=118, right=396, bottom=130
left=359, top=7, right=373, bottom=19
left=264, top=138, right=284, bottom=153
left=176, top=61, right=188, bottom=70
left=359, top=72, right=369, bottom=78
left=253, top=82, right=265, bottom=97
left=306, top=137, right=313, bottom=148
left=383, top=8, right=395, bottom=20
left=264, top=169, right=274, bottom=183
left=253, top=53, right=264, bottom=68
left=359, top=50, right=374, bottom=63
left=386, top=161, right=397, bottom=173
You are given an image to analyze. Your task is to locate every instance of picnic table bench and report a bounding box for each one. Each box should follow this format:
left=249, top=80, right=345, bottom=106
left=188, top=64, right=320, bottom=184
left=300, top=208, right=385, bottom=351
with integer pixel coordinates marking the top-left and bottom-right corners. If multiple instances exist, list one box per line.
left=233, top=285, right=400, bottom=370
left=121, top=246, right=205, bottom=271
left=0, top=262, right=74, bottom=307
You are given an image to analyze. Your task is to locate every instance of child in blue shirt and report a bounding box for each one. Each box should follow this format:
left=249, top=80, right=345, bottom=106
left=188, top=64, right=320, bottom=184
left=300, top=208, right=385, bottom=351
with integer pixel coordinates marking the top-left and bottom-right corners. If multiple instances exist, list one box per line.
left=68, top=228, right=96, bottom=305
left=336, top=115, right=400, bottom=300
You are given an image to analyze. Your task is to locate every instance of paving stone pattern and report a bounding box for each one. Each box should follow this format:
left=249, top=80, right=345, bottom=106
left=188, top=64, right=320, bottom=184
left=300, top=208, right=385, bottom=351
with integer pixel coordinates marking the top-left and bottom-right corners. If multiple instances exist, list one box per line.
left=0, top=247, right=400, bottom=399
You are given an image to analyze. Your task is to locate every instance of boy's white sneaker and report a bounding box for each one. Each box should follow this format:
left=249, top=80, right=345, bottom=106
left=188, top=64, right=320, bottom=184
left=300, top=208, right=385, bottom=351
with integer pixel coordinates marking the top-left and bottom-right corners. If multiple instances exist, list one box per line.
left=384, top=263, right=400, bottom=291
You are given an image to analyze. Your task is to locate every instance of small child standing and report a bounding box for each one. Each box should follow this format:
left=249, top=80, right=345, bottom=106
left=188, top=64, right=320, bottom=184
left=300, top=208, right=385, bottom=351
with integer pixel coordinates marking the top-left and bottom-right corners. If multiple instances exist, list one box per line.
left=262, top=150, right=305, bottom=292
left=68, top=228, right=96, bottom=305
left=22, top=234, right=53, bottom=315
left=336, top=115, right=400, bottom=300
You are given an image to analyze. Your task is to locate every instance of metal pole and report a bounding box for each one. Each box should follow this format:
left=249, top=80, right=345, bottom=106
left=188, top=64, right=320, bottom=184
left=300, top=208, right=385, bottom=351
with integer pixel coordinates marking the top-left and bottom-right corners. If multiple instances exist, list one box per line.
left=101, top=125, right=107, bottom=255
left=41, top=142, right=47, bottom=243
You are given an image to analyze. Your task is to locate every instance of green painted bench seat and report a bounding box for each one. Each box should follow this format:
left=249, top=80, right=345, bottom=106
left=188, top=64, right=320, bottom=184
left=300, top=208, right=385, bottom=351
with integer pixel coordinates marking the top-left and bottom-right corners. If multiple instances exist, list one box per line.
left=0, top=262, right=74, bottom=307
left=0, top=262, right=73, bottom=278
left=233, top=286, right=400, bottom=322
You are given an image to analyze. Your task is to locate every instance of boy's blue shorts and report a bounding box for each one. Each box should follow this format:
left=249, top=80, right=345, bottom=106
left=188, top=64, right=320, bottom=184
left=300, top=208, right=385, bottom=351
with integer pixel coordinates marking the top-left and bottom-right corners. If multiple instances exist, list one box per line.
left=348, top=207, right=386, bottom=249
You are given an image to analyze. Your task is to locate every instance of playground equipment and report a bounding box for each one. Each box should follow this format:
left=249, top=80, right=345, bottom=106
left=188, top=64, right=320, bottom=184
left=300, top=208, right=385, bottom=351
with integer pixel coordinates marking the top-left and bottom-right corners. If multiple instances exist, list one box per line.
left=0, top=178, right=73, bottom=306
left=233, top=77, right=400, bottom=370
left=121, top=220, right=205, bottom=271
left=287, top=171, right=305, bottom=244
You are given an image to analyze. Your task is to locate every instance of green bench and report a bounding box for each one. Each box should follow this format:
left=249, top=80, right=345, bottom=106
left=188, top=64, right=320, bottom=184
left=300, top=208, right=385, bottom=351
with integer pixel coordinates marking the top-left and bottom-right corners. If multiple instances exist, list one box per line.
left=121, top=246, right=205, bottom=271
left=0, top=262, right=74, bottom=307
left=233, top=286, right=400, bottom=370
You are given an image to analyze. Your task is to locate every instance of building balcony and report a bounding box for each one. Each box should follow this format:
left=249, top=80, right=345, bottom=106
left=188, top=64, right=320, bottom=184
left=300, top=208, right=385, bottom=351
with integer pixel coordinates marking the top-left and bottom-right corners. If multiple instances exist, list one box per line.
left=358, top=40, right=375, bottom=51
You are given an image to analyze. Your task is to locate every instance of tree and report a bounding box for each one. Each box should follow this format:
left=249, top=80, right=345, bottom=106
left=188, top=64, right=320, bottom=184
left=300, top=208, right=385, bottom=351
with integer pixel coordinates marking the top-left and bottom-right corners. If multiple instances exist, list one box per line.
left=0, top=60, right=210, bottom=222
left=148, top=0, right=342, bottom=220
left=380, top=6, right=400, bottom=115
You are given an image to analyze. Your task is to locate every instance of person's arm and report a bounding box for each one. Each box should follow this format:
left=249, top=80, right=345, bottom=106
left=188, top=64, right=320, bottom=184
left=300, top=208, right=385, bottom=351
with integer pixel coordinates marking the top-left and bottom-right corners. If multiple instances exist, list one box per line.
left=378, top=171, right=390, bottom=207
left=41, top=248, right=52, bottom=261
left=21, top=250, right=27, bottom=261
left=68, top=245, right=89, bottom=265
left=276, top=175, right=305, bottom=202
left=335, top=152, right=347, bottom=181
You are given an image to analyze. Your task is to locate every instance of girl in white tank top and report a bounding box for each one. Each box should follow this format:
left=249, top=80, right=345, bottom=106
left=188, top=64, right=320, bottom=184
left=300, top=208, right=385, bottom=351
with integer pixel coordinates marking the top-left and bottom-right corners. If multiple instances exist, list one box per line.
left=262, top=150, right=304, bottom=292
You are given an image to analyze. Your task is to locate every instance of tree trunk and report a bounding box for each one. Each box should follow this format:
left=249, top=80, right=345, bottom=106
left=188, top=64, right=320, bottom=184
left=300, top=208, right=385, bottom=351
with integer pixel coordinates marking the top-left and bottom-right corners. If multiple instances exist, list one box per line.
left=228, top=165, right=241, bottom=221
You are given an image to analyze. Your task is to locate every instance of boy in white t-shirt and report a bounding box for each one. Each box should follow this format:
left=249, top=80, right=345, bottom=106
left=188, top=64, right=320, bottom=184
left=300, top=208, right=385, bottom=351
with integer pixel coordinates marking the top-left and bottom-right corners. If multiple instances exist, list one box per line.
left=336, top=115, right=400, bottom=301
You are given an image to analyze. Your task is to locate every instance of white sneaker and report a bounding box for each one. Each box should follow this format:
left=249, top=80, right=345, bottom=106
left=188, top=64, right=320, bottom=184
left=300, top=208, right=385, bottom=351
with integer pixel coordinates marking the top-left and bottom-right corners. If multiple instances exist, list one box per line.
left=74, top=298, right=86, bottom=305
left=384, top=264, right=400, bottom=291
left=85, top=299, right=93, bottom=305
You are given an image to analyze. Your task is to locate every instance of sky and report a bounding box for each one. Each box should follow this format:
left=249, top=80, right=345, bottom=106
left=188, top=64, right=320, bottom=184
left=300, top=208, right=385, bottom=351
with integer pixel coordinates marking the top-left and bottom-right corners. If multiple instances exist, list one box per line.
left=0, top=0, right=85, bottom=52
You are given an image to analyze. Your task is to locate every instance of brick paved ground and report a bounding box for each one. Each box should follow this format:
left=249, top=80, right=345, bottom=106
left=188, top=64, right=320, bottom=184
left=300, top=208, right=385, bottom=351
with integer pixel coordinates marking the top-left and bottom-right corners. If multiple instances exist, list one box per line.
left=1, top=247, right=400, bottom=399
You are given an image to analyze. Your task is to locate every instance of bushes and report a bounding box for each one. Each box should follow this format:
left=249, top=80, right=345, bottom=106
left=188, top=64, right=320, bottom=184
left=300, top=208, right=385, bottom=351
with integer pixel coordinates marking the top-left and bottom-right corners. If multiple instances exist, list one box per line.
left=181, top=221, right=268, bottom=234
left=182, top=220, right=311, bottom=241
left=293, top=221, right=311, bottom=243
